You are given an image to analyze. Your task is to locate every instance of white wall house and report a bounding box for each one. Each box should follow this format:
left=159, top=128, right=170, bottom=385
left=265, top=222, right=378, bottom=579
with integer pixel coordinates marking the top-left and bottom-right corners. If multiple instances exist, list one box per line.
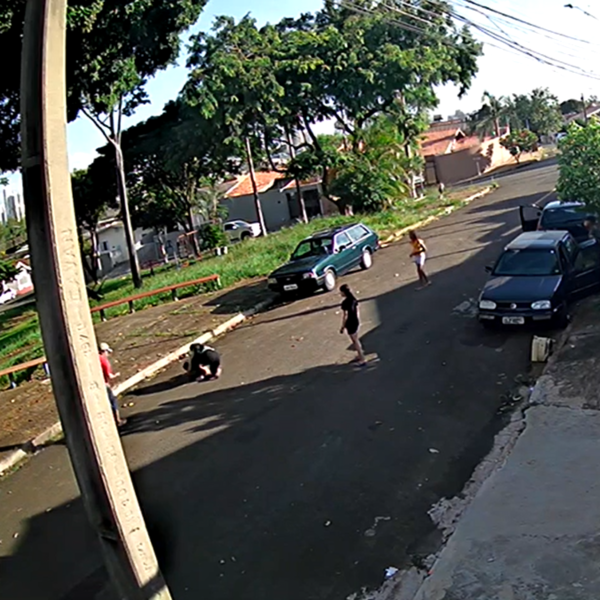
left=221, top=172, right=330, bottom=232
left=5, top=260, right=33, bottom=296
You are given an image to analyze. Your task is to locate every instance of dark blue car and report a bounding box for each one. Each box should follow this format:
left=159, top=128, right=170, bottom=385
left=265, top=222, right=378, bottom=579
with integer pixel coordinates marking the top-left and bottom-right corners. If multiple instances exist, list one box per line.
left=478, top=230, right=600, bottom=328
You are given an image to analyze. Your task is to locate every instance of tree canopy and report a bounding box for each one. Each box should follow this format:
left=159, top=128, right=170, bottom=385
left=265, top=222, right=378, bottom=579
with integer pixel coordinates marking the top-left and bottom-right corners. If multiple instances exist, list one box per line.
left=182, top=2, right=481, bottom=213
left=0, top=0, right=210, bottom=173
left=557, top=119, right=600, bottom=210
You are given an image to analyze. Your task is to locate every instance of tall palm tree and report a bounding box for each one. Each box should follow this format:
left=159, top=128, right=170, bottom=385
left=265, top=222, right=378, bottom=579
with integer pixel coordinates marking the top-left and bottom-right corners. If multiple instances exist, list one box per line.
left=469, top=91, right=508, bottom=138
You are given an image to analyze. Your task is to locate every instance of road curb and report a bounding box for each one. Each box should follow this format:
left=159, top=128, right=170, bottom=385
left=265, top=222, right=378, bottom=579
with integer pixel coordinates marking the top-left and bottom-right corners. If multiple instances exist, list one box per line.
left=0, top=296, right=276, bottom=476
left=379, top=186, right=492, bottom=248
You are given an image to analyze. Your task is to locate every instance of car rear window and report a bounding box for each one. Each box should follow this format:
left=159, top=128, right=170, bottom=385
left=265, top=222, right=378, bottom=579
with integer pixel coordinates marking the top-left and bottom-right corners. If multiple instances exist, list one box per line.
left=494, top=249, right=561, bottom=276
left=540, top=206, right=587, bottom=228
left=347, top=225, right=369, bottom=242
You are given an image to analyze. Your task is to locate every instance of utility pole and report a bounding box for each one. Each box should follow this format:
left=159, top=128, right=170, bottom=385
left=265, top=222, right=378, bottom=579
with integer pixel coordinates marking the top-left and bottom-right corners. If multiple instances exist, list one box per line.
left=582, top=93, right=588, bottom=124
left=244, top=136, right=267, bottom=236
left=20, top=1, right=171, bottom=598
left=286, top=129, right=308, bottom=223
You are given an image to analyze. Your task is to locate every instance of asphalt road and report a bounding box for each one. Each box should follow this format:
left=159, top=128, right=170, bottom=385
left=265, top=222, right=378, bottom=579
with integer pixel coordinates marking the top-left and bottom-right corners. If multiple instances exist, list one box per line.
left=0, top=161, right=559, bottom=600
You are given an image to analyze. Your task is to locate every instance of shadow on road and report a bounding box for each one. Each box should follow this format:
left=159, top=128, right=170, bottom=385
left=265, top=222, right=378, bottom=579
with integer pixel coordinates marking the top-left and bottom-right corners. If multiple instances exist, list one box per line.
left=0, top=180, right=551, bottom=600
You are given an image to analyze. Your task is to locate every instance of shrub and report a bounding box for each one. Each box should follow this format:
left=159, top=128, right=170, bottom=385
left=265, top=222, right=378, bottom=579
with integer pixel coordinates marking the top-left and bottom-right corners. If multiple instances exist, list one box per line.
left=556, top=119, right=600, bottom=209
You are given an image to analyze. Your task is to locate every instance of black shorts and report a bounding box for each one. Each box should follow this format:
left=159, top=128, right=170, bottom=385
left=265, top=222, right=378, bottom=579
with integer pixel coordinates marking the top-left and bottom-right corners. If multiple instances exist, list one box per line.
left=345, top=322, right=359, bottom=336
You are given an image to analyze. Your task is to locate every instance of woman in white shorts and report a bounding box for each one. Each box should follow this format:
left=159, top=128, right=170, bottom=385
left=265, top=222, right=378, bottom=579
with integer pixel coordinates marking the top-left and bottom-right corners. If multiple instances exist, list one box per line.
left=409, top=230, right=430, bottom=289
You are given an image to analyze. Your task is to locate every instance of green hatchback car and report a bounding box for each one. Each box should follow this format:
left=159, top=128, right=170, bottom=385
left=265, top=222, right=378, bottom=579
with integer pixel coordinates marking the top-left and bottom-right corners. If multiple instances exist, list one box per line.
left=267, top=223, right=380, bottom=295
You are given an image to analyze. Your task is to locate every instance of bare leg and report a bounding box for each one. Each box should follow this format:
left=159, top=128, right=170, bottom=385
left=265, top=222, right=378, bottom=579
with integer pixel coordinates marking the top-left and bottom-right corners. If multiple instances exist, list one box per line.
left=349, top=333, right=366, bottom=364
left=418, top=265, right=430, bottom=285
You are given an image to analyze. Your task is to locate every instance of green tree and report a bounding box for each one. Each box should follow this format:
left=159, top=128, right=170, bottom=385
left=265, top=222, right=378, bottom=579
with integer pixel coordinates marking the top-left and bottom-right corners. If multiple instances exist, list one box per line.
left=556, top=120, right=600, bottom=209
left=121, top=101, right=238, bottom=246
left=1, top=0, right=210, bottom=288
left=506, top=88, right=562, bottom=137
left=184, top=3, right=481, bottom=214
left=71, top=163, right=117, bottom=283
left=329, top=116, right=420, bottom=213
left=469, top=91, right=508, bottom=138
left=0, top=258, right=18, bottom=288
left=500, top=130, right=539, bottom=162
left=560, top=98, right=584, bottom=115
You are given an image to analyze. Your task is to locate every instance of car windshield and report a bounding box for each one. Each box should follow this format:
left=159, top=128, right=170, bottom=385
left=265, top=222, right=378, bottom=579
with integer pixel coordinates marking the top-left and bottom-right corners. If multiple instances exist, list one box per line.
left=494, top=249, right=561, bottom=276
left=291, top=238, right=333, bottom=260
left=540, top=206, right=588, bottom=228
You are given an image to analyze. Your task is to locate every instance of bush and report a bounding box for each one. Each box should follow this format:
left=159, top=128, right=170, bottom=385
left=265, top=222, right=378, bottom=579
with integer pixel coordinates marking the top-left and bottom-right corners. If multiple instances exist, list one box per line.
left=500, top=129, right=538, bottom=161
left=329, top=157, right=392, bottom=213
left=200, top=224, right=228, bottom=250
left=556, top=119, right=600, bottom=209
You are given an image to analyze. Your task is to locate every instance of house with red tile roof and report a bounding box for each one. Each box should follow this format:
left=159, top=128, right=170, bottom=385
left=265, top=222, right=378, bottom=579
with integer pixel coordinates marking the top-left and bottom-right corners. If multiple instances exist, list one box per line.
left=221, top=171, right=332, bottom=231
left=419, top=120, right=514, bottom=185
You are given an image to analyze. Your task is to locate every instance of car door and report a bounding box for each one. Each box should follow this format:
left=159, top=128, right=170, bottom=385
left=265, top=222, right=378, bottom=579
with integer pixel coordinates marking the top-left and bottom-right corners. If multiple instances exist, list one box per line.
left=346, top=226, right=368, bottom=267
left=333, top=232, right=354, bottom=273
left=224, top=223, right=239, bottom=242
left=569, top=240, right=600, bottom=297
left=519, top=205, right=542, bottom=232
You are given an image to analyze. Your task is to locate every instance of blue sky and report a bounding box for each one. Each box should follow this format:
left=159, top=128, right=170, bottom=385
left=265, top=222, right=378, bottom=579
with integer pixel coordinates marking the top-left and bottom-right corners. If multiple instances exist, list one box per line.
left=5, top=0, right=600, bottom=192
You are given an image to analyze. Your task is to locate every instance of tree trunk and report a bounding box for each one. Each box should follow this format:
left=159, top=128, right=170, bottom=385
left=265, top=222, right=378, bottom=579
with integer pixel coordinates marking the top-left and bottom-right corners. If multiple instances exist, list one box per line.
left=245, top=136, right=267, bottom=236
left=187, top=206, right=200, bottom=256
left=113, top=142, right=142, bottom=288
left=287, top=129, right=308, bottom=223
left=89, top=228, right=100, bottom=282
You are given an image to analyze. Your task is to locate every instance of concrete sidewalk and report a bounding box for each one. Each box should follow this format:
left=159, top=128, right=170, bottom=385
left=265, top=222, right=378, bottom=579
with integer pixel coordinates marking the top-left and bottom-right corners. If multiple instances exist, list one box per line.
left=405, top=296, right=600, bottom=599
left=0, top=280, right=274, bottom=473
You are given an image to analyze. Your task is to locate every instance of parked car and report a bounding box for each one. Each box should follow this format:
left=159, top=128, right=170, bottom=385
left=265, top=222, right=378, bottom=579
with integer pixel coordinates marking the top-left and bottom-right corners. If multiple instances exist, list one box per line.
left=478, top=230, right=600, bottom=328
left=519, top=200, right=596, bottom=242
left=267, top=223, right=379, bottom=295
left=223, top=220, right=261, bottom=243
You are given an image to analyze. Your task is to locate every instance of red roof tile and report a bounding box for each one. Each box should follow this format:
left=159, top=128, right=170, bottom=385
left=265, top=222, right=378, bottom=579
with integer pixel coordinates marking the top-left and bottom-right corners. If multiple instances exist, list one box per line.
left=225, top=172, right=283, bottom=198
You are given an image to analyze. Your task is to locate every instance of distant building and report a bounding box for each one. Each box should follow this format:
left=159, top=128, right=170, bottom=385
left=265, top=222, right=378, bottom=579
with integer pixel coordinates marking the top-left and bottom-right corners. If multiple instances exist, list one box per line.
left=6, top=193, right=24, bottom=221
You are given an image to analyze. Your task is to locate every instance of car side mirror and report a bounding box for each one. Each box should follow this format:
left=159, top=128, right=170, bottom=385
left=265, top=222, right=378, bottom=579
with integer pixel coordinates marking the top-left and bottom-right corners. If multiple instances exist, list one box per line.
left=485, top=265, right=493, bottom=274
left=337, top=244, right=347, bottom=253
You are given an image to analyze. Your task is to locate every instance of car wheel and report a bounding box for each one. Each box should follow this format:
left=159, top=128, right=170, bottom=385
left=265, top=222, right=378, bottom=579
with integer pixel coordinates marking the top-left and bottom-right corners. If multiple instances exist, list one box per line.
left=323, top=269, right=337, bottom=292
left=360, top=248, right=373, bottom=270
left=241, top=232, right=251, bottom=240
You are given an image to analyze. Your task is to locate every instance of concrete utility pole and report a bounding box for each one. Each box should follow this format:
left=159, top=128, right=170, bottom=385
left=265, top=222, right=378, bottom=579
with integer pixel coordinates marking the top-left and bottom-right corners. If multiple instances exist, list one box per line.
left=582, top=93, right=588, bottom=124
left=19, top=1, right=171, bottom=598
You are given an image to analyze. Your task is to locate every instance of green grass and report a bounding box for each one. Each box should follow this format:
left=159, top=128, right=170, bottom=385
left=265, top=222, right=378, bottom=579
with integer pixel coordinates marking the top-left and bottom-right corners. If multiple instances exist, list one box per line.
left=0, top=185, right=489, bottom=378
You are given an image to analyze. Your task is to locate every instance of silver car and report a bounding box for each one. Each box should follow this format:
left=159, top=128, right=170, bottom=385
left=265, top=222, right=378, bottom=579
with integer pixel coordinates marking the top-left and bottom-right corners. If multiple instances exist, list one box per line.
left=223, top=220, right=261, bottom=242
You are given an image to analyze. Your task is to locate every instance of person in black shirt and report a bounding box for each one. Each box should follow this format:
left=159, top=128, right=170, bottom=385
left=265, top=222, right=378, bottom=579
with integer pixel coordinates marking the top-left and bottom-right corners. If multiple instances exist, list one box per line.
left=184, top=343, right=222, bottom=381
left=339, top=284, right=366, bottom=365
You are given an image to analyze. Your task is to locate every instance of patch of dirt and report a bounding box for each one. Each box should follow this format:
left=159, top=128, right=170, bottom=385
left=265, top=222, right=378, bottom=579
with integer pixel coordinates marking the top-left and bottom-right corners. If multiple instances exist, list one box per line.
left=0, top=279, right=275, bottom=451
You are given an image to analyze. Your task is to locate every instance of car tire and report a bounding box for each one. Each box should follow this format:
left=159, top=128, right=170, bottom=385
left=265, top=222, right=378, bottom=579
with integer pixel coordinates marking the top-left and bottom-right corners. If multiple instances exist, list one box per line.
left=360, top=249, right=373, bottom=270
left=323, top=269, right=337, bottom=292
left=241, top=232, right=251, bottom=241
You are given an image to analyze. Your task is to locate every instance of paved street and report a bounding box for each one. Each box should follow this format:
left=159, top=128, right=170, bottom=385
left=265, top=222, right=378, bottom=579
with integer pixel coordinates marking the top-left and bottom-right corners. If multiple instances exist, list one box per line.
left=0, top=161, right=558, bottom=600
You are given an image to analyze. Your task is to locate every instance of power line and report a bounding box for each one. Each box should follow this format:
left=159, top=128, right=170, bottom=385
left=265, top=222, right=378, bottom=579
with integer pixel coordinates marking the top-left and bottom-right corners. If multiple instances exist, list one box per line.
left=457, top=0, right=593, bottom=43
left=389, top=0, right=600, bottom=80
left=337, top=0, right=600, bottom=83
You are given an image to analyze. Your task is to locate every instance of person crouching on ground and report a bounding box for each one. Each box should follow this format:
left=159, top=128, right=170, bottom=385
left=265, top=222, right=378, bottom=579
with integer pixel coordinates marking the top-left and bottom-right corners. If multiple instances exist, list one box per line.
left=184, top=343, right=222, bottom=382
left=339, top=284, right=367, bottom=366
left=98, top=342, right=126, bottom=427
left=408, top=229, right=430, bottom=289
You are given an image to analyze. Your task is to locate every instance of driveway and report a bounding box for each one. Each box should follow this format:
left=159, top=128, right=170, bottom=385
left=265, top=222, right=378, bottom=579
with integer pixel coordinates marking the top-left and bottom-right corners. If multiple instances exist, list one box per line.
left=0, top=163, right=559, bottom=600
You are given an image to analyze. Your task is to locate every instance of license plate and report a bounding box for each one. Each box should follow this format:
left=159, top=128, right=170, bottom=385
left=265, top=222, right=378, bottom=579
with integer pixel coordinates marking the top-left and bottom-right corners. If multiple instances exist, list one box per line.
left=283, top=284, right=298, bottom=291
left=502, top=316, right=525, bottom=325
